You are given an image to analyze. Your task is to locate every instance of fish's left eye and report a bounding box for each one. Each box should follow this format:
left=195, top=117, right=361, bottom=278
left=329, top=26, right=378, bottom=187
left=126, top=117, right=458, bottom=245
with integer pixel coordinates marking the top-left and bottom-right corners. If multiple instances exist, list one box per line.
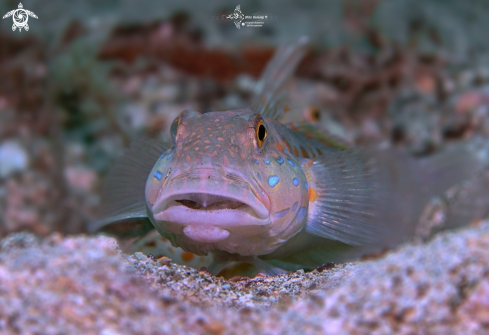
left=256, top=119, right=267, bottom=148
left=170, top=116, right=181, bottom=143
left=305, top=106, right=320, bottom=123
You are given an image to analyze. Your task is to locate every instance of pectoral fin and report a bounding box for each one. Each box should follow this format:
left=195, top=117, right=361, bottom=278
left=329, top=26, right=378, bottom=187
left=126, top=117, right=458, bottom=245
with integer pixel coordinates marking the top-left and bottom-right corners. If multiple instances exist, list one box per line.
left=302, top=142, right=485, bottom=249
left=90, top=213, right=154, bottom=238
left=89, top=139, right=171, bottom=237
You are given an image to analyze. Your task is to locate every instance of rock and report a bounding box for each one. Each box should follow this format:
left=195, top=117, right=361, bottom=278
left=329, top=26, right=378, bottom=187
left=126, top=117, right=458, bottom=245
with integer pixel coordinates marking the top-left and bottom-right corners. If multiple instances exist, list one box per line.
left=0, top=140, right=29, bottom=178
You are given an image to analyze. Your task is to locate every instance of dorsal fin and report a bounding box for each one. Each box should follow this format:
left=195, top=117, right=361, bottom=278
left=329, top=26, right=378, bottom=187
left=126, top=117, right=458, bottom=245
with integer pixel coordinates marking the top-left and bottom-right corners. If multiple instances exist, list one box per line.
left=89, top=139, right=171, bottom=234
left=251, top=37, right=309, bottom=120
left=289, top=122, right=352, bottom=150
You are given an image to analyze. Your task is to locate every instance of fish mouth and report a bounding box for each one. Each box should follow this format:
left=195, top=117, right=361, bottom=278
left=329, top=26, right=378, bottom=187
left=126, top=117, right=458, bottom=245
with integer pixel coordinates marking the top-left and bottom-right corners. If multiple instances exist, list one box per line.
left=151, top=179, right=271, bottom=243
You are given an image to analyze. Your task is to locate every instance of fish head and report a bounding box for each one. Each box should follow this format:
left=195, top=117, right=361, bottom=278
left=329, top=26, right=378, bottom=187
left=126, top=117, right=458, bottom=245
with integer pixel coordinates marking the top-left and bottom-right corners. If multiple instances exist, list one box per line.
left=145, top=109, right=309, bottom=256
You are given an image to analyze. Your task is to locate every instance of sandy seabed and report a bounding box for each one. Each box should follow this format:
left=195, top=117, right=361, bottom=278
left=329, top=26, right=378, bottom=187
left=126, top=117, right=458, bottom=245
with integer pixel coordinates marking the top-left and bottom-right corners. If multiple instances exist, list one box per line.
left=0, top=220, right=488, bottom=334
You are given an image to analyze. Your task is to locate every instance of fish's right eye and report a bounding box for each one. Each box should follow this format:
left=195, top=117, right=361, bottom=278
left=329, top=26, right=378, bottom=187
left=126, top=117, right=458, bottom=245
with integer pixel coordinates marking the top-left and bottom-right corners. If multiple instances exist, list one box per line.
left=170, top=116, right=181, bottom=143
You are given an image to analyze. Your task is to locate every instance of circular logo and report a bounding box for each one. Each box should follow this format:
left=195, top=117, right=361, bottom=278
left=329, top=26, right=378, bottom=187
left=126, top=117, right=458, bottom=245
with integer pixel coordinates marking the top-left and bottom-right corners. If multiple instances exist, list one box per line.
left=13, top=9, right=27, bottom=27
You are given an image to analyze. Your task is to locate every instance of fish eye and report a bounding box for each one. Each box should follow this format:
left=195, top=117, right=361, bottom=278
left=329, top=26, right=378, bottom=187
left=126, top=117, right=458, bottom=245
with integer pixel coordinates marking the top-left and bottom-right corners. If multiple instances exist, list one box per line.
left=309, top=106, right=320, bottom=122
left=256, top=119, right=267, bottom=148
left=170, top=116, right=181, bottom=143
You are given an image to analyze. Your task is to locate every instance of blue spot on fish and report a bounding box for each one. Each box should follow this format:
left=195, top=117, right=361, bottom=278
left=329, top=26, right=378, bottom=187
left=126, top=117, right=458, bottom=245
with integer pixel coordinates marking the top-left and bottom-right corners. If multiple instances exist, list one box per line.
left=275, top=207, right=290, bottom=219
left=160, top=153, right=166, bottom=159
left=276, top=157, right=284, bottom=164
left=292, top=201, right=298, bottom=212
left=257, top=172, right=262, bottom=181
left=264, top=159, right=270, bottom=165
left=165, top=153, right=172, bottom=161
left=297, top=207, right=307, bottom=222
left=253, top=159, right=260, bottom=165
left=293, top=178, right=299, bottom=187
left=304, top=182, right=309, bottom=190
left=287, top=159, right=295, bottom=167
left=154, top=170, right=162, bottom=180
left=268, top=175, right=280, bottom=188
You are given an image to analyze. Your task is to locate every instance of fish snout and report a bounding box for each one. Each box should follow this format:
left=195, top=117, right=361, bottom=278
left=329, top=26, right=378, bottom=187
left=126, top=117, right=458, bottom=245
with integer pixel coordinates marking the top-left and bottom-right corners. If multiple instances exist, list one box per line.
left=151, top=174, right=271, bottom=244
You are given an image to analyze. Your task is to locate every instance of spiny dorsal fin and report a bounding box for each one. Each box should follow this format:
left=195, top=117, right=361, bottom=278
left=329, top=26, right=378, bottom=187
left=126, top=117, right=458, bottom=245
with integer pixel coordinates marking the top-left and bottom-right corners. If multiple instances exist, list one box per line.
left=251, top=37, right=309, bottom=120
left=290, top=122, right=352, bottom=150
left=89, top=139, right=171, bottom=234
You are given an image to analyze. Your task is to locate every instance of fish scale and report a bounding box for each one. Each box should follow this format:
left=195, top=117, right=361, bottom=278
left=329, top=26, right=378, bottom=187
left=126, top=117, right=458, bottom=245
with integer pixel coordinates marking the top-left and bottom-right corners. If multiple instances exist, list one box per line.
left=93, top=38, right=489, bottom=277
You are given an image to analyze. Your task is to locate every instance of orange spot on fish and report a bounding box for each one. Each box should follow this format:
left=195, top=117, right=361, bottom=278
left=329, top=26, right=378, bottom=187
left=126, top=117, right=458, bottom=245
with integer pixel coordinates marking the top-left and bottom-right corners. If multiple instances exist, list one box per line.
left=301, top=147, right=310, bottom=158
left=276, top=142, right=284, bottom=152
left=204, top=145, right=210, bottom=149
left=211, top=150, right=218, bottom=156
left=283, top=104, right=290, bottom=112
left=228, top=148, right=235, bottom=157
left=182, top=252, right=195, bottom=262
left=223, top=154, right=230, bottom=166
left=217, top=137, right=224, bottom=141
left=293, top=147, right=299, bottom=156
left=305, top=159, right=315, bottom=167
left=288, top=123, right=298, bottom=131
left=168, top=247, right=174, bottom=254
left=186, top=155, right=191, bottom=163
left=204, top=140, right=210, bottom=143
left=308, top=187, right=318, bottom=202
left=194, top=147, right=199, bottom=151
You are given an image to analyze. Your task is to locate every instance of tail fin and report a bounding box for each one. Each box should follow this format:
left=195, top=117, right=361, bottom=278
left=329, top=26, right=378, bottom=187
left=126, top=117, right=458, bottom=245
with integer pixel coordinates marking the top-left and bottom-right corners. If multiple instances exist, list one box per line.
left=443, top=169, right=489, bottom=230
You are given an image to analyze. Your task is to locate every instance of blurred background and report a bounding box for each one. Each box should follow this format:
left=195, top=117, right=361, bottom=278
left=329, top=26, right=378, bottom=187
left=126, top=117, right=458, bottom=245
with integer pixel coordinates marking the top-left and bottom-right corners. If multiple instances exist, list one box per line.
left=1, top=0, right=489, bottom=238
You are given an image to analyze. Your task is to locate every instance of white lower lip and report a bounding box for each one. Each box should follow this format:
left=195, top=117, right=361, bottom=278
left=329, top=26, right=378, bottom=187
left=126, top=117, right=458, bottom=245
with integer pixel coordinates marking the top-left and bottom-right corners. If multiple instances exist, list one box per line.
left=182, top=225, right=229, bottom=243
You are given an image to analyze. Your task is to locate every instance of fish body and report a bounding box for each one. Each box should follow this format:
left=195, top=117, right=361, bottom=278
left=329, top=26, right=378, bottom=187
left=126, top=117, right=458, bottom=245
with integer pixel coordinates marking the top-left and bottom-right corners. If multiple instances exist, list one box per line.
left=94, top=38, right=489, bottom=276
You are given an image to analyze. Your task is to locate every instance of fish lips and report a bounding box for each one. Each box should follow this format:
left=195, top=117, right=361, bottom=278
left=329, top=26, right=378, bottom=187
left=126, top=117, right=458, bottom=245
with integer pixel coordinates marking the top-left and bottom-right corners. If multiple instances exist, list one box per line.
left=151, top=177, right=271, bottom=243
